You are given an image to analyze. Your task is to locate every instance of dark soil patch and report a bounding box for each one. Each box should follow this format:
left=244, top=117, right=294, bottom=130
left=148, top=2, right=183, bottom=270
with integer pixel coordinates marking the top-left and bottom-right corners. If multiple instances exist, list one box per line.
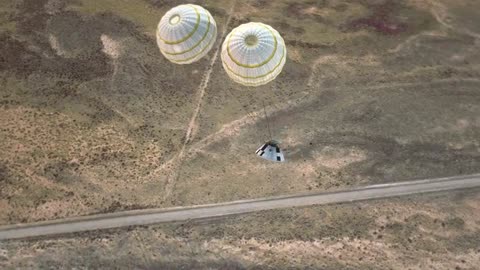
left=282, top=60, right=311, bottom=81
left=344, top=1, right=407, bottom=35
left=4, top=1, right=114, bottom=81
left=332, top=3, right=348, bottom=12
left=251, top=0, right=271, bottom=9
left=42, top=160, right=82, bottom=184
left=16, top=0, right=51, bottom=33
left=17, top=0, right=49, bottom=14
left=0, top=33, right=42, bottom=77
left=39, top=50, right=112, bottom=81
left=273, top=21, right=305, bottom=35
left=284, top=39, right=330, bottom=49
left=0, top=163, right=8, bottom=183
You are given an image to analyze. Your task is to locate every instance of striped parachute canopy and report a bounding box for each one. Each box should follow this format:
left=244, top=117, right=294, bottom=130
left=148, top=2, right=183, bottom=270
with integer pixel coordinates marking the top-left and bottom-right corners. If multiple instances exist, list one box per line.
left=156, top=4, right=217, bottom=64
left=221, top=22, right=286, bottom=87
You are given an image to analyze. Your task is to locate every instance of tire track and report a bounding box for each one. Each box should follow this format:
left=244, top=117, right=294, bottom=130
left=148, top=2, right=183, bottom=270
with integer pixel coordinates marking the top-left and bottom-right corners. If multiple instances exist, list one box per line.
left=1, top=174, right=479, bottom=240
left=161, top=1, right=237, bottom=201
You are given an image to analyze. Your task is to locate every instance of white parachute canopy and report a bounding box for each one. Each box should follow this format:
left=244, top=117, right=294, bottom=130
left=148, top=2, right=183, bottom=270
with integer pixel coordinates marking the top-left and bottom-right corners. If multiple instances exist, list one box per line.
left=156, top=4, right=217, bottom=64
left=221, top=22, right=287, bottom=87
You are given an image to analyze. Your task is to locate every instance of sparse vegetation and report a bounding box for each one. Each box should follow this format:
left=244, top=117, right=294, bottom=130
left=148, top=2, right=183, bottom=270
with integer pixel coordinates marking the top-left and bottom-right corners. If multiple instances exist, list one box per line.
left=1, top=191, right=479, bottom=269
left=0, top=0, right=479, bottom=268
left=0, top=0, right=479, bottom=238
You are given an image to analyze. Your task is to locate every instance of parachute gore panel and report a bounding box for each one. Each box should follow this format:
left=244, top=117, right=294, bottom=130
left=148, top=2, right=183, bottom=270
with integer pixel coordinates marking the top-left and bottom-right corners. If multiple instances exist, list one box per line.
left=221, top=22, right=287, bottom=87
left=157, top=4, right=217, bottom=64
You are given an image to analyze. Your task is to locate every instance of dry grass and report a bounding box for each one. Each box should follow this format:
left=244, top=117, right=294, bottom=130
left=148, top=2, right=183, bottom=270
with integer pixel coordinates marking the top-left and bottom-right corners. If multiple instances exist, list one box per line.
left=0, top=0, right=479, bottom=224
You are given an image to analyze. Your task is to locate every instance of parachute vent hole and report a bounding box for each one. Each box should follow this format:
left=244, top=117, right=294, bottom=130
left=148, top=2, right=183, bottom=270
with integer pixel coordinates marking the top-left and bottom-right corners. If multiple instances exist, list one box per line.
left=245, top=35, right=258, bottom=47
left=169, top=14, right=181, bottom=25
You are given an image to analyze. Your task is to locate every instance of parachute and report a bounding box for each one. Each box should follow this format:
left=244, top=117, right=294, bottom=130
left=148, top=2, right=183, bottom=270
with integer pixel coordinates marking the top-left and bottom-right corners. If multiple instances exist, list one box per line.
left=156, top=7, right=288, bottom=161
left=156, top=4, right=217, bottom=64
left=220, top=22, right=286, bottom=87
left=221, top=22, right=287, bottom=161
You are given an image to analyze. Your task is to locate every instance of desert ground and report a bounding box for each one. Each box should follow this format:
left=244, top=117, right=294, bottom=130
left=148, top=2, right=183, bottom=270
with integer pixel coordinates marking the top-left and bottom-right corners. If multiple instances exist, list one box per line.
left=1, top=0, right=480, bottom=225
left=1, top=189, right=479, bottom=269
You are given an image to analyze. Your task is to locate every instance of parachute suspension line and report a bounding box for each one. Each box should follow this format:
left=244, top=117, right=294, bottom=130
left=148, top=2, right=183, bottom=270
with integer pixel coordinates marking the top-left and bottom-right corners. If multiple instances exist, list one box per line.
left=225, top=85, right=268, bottom=143
left=220, top=21, right=287, bottom=146
left=248, top=86, right=269, bottom=142
left=262, top=100, right=273, bottom=141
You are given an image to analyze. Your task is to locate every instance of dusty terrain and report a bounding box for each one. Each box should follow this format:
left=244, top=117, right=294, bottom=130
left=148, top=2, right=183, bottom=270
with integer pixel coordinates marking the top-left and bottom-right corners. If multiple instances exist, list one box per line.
left=1, top=189, right=479, bottom=269
left=1, top=0, right=480, bottom=224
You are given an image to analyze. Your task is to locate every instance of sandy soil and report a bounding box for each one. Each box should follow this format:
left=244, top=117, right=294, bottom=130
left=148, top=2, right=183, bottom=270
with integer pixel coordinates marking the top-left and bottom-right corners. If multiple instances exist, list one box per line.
left=0, top=0, right=479, bottom=224
left=1, top=189, right=479, bottom=269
